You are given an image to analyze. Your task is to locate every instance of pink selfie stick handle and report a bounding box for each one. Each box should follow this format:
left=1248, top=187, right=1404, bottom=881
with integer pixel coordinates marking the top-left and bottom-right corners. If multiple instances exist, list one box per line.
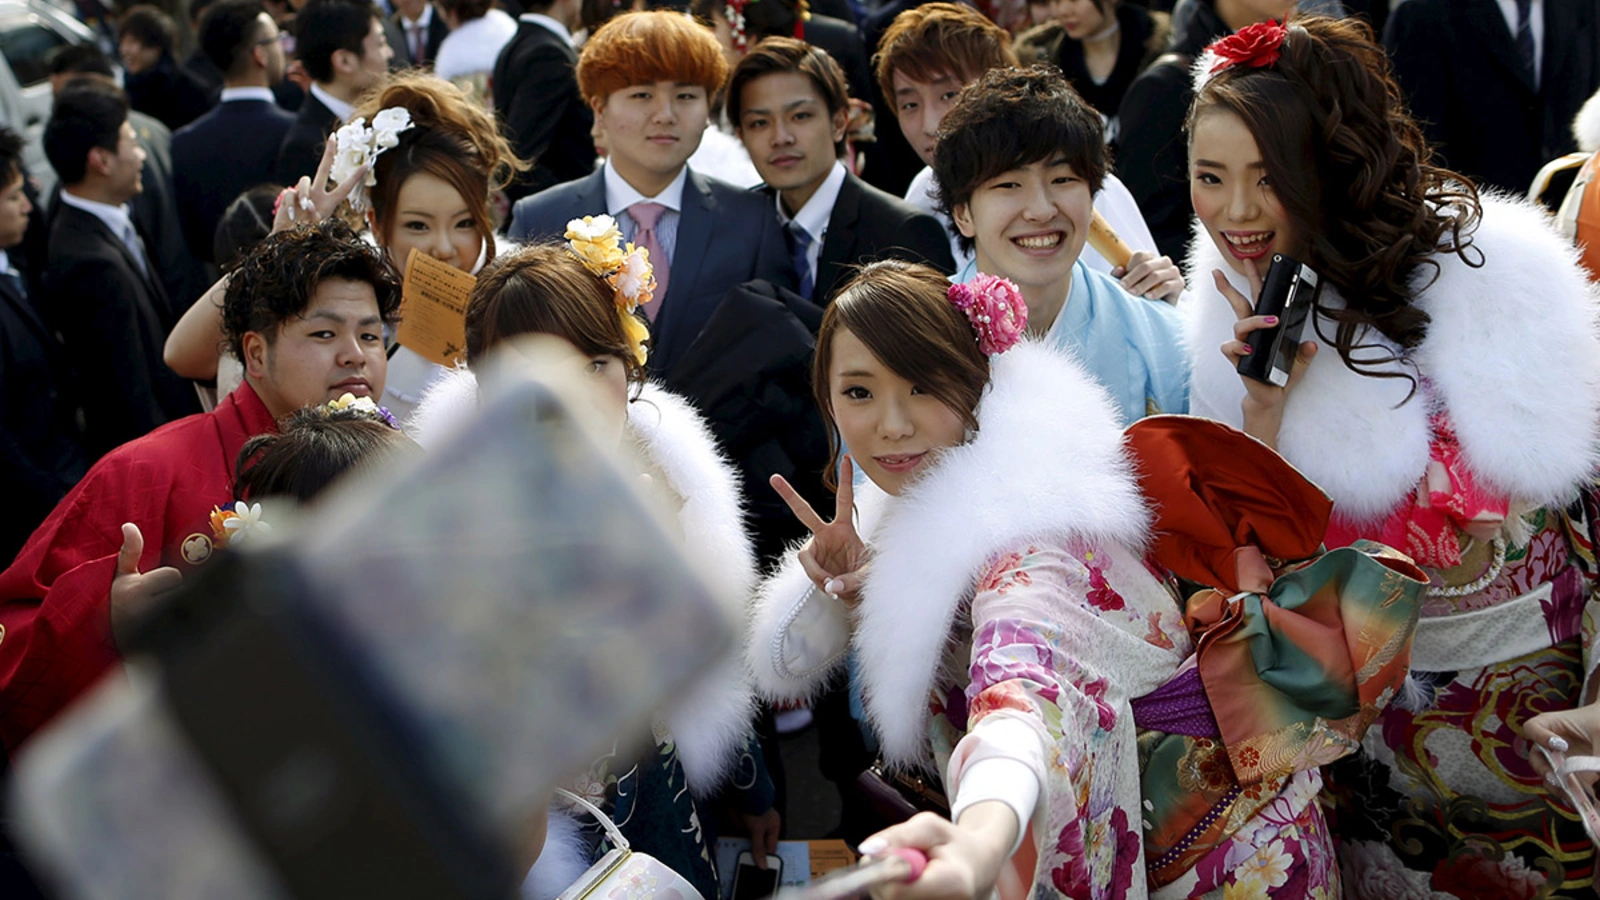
left=889, top=848, right=928, bottom=883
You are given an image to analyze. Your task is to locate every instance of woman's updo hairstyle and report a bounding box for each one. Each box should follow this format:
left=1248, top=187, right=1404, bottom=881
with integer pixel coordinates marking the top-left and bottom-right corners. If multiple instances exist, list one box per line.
left=464, top=242, right=648, bottom=392
left=814, top=260, right=989, bottom=488
left=1188, top=15, right=1482, bottom=382
left=352, top=73, right=526, bottom=261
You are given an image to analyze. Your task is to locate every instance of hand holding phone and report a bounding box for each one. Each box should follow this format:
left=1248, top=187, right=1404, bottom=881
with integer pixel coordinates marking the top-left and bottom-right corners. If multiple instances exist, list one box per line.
left=1234, top=254, right=1320, bottom=387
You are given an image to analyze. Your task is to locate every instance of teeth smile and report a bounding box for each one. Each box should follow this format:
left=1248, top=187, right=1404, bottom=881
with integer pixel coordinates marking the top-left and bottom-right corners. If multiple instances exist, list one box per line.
left=1014, top=234, right=1061, bottom=249
left=1225, top=232, right=1273, bottom=248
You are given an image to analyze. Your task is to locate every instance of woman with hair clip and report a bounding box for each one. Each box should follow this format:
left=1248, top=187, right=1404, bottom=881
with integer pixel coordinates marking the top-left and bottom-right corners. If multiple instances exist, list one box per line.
left=164, top=72, right=525, bottom=421
left=748, top=260, right=1426, bottom=898
left=408, top=224, right=779, bottom=900
left=1183, top=16, right=1600, bottom=895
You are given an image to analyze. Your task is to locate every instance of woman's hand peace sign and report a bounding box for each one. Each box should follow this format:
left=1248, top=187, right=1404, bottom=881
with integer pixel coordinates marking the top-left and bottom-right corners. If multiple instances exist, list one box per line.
left=771, top=456, right=871, bottom=606
left=270, top=139, right=369, bottom=235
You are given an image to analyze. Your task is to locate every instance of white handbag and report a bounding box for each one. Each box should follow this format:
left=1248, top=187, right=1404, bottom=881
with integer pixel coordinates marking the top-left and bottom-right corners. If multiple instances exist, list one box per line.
left=553, top=789, right=705, bottom=900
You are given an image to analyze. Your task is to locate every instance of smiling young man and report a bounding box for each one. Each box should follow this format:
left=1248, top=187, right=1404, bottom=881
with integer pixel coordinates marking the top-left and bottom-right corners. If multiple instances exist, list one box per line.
left=507, top=10, right=795, bottom=375
left=729, top=37, right=953, bottom=305
left=935, top=66, right=1187, bottom=425
left=0, top=220, right=400, bottom=752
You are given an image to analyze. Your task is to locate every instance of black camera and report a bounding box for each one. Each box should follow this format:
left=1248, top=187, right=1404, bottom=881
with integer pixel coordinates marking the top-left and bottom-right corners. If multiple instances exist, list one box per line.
left=1236, top=254, right=1320, bottom=387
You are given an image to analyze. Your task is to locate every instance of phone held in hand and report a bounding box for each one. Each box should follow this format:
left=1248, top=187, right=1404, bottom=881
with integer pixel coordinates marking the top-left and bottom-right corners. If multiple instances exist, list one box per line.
left=1237, top=254, right=1320, bottom=387
left=732, top=851, right=784, bottom=900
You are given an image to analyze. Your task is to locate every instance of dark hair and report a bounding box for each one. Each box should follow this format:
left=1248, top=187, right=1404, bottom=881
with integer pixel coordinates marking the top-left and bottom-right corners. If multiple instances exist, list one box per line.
left=190, top=0, right=223, bottom=26
left=1188, top=15, right=1482, bottom=384
left=45, top=44, right=117, bottom=79
left=464, top=242, right=647, bottom=391
left=873, top=2, right=1016, bottom=103
left=0, top=125, right=23, bottom=188
left=222, top=218, right=403, bottom=360
left=814, top=259, right=987, bottom=489
left=118, top=5, right=177, bottom=54
left=201, top=0, right=271, bottom=77
left=214, top=184, right=282, bottom=269
left=932, top=65, right=1106, bottom=255
left=352, top=74, right=526, bottom=255
left=43, top=81, right=129, bottom=185
left=435, top=0, right=493, bottom=22
left=728, top=37, right=851, bottom=157
left=295, top=0, right=379, bottom=84
left=235, top=405, right=418, bottom=502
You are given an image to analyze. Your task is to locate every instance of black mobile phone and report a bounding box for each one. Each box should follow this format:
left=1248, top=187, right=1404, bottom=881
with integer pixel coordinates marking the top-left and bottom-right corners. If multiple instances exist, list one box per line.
left=1236, top=254, right=1320, bottom=387
left=731, top=852, right=784, bottom=900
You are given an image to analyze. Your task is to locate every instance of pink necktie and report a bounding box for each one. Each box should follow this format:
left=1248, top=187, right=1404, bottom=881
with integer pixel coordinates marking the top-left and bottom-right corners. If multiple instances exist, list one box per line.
left=629, top=201, right=669, bottom=321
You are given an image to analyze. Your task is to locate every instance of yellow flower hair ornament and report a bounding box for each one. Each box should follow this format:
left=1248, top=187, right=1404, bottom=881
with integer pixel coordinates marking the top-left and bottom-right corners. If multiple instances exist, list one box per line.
left=565, top=215, right=655, bottom=367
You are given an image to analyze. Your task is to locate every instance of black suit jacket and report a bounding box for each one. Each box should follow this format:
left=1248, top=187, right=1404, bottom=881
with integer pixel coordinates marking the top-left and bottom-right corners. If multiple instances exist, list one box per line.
left=508, top=166, right=798, bottom=373
left=390, top=8, right=451, bottom=67
left=174, top=98, right=296, bottom=263
left=769, top=171, right=954, bottom=304
left=0, top=265, right=86, bottom=561
left=124, top=54, right=215, bottom=132
left=125, top=111, right=211, bottom=315
left=274, top=93, right=341, bottom=186
left=44, top=205, right=200, bottom=458
left=1386, top=0, right=1600, bottom=193
left=494, top=19, right=595, bottom=200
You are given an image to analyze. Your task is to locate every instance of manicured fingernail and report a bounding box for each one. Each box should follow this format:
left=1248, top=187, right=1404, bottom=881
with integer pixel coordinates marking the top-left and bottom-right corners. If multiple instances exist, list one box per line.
left=1551, top=736, right=1571, bottom=752
left=1263, top=316, right=1279, bottom=325
left=1240, top=346, right=1252, bottom=354
left=825, top=578, right=843, bottom=595
left=858, top=837, right=887, bottom=854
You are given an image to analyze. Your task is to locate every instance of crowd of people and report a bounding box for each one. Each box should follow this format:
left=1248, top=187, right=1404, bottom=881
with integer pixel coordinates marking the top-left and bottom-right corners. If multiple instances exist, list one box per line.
left=3, top=0, right=1600, bottom=897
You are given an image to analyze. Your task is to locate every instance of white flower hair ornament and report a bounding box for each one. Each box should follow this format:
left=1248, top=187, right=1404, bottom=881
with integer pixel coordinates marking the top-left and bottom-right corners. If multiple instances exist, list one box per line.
left=329, top=107, right=415, bottom=212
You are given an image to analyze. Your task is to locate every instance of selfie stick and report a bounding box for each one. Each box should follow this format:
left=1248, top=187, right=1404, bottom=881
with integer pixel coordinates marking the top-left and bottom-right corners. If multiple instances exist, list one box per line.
left=1087, top=210, right=1133, bottom=269
left=774, top=848, right=927, bottom=900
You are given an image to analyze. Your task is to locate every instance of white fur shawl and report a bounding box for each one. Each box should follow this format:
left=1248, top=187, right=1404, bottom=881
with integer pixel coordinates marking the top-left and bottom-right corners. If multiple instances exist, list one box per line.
left=748, top=341, right=1150, bottom=766
left=1577, top=88, right=1600, bottom=154
left=1181, top=193, right=1600, bottom=526
left=409, top=369, right=760, bottom=795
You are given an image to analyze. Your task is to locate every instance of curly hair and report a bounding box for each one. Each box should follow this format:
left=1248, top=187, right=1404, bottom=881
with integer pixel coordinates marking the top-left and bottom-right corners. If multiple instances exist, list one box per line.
left=464, top=242, right=648, bottom=392
left=814, top=259, right=988, bottom=489
left=932, top=65, right=1106, bottom=256
left=1188, top=15, right=1482, bottom=384
left=577, top=11, right=729, bottom=107
left=222, top=219, right=403, bottom=360
left=235, top=404, right=418, bottom=502
left=352, top=72, right=527, bottom=256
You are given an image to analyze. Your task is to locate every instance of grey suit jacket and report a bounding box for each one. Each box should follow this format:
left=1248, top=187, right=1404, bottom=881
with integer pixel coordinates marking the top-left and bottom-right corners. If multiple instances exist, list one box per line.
left=508, top=166, right=797, bottom=372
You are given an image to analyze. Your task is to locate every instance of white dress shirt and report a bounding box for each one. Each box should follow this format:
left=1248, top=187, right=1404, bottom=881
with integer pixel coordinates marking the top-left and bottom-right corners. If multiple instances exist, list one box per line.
left=59, top=190, right=147, bottom=274
left=310, top=82, right=354, bottom=122
left=775, top=159, right=847, bottom=282
left=604, top=160, right=688, bottom=265
left=518, top=12, right=574, bottom=46
left=218, top=86, right=277, bottom=104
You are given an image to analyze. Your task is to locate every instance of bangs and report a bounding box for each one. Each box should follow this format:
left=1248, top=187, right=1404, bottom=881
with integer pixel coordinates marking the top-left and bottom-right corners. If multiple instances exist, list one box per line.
left=578, top=11, right=729, bottom=104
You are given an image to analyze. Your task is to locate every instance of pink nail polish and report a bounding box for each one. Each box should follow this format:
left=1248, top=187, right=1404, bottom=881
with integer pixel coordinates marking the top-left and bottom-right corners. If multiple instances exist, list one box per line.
left=1263, top=316, right=1279, bottom=325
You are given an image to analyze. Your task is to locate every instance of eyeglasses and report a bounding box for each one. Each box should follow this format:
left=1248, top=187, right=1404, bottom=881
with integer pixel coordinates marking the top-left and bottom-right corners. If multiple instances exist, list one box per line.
left=257, top=31, right=295, bottom=51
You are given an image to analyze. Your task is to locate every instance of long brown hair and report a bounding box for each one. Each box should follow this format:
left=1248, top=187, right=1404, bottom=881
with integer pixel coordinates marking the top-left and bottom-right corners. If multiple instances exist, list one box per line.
left=1188, top=15, right=1482, bottom=387
left=353, top=73, right=526, bottom=259
left=814, top=260, right=989, bottom=489
left=464, top=242, right=648, bottom=392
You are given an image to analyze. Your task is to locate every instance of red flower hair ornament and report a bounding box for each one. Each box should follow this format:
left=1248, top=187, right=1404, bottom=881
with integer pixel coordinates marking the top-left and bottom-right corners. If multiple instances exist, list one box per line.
left=1207, top=20, right=1287, bottom=73
left=948, top=275, right=1027, bottom=355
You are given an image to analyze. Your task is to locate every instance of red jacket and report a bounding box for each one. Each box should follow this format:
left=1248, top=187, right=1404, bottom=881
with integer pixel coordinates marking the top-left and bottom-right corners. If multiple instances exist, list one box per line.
left=0, top=383, right=277, bottom=751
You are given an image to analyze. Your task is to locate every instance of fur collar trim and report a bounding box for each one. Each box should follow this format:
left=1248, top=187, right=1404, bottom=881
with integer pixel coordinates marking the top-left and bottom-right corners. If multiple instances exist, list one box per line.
left=828, top=342, right=1146, bottom=765
left=520, top=810, right=592, bottom=900
left=1577, top=88, right=1600, bottom=153
left=1181, top=193, right=1600, bottom=525
left=408, top=370, right=759, bottom=795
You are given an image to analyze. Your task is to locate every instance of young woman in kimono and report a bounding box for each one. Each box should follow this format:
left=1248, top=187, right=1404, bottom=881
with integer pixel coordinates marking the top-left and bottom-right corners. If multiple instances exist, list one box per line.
left=406, top=232, right=777, bottom=900
left=1183, top=16, right=1600, bottom=896
left=747, top=259, right=1425, bottom=898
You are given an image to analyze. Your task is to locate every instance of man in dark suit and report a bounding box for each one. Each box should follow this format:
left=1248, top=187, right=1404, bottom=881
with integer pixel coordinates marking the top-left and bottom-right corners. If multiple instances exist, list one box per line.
left=116, top=6, right=216, bottom=132
left=275, top=0, right=394, bottom=185
left=510, top=11, right=797, bottom=374
left=730, top=37, right=953, bottom=305
left=493, top=0, right=595, bottom=201
left=43, top=81, right=199, bottom=459
left=0, top=127, right=86, bottom=563
left=1386, top=0, right=1600, bottom=194
left=174, top=0, right=294, bottom=263
left=390, top=0, right=450, bottom=66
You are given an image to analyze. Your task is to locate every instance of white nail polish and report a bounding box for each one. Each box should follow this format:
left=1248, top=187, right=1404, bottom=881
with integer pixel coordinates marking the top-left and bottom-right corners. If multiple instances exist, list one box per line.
left=1551, top=736, right=1571, bottom=752
left=825, top=578, right=843, bottom=595
left=858, top=837, right=887, bottom=855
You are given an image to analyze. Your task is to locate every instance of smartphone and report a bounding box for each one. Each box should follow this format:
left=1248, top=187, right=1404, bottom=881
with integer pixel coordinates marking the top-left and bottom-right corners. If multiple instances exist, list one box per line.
left=732, top=851, right=784, bottom=900
left=1236, top=253, right=1320, bottom=387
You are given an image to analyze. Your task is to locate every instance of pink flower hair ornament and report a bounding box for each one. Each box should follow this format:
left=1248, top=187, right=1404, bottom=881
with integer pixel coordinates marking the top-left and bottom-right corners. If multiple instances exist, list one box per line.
left=948, top=275, right=1027, bottom=355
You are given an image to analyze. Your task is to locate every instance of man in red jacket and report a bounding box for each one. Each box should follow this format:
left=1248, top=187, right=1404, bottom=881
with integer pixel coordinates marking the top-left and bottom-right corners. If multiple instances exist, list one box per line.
left=0, top=219, right=401, bottom=752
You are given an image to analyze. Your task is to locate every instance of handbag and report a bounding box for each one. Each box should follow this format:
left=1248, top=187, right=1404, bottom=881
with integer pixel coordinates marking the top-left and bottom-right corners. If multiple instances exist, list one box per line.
left=853, top=761, right=950, bottom=825
left=554, top=789, right=705, bottom=900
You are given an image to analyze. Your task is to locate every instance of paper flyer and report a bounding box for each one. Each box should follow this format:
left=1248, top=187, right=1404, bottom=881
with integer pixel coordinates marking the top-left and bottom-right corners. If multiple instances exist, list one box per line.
left=397, top=248, right=476, bottom=367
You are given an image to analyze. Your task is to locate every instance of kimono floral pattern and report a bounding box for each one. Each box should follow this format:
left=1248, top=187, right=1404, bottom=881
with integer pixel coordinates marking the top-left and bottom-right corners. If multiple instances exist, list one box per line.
left=925, top=540, right=1342, bottom=899
left=1322, top=485, right=1600, bottom=897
